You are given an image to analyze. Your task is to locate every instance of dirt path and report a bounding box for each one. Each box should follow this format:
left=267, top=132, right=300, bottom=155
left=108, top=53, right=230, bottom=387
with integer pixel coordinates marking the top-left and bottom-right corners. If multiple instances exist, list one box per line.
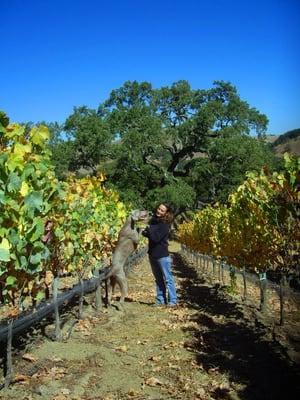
left=1, top=243, right=300, bottom=400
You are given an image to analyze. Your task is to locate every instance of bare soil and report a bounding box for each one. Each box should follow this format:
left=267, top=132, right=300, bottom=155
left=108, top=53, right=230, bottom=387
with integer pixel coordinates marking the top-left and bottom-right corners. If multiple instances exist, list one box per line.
left=0, top=242, right=300, bottom=400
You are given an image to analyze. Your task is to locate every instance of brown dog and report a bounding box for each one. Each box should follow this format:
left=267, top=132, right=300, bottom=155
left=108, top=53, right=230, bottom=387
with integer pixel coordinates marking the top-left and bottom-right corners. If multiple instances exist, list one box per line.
left=104, top=210, right=150, bottom=306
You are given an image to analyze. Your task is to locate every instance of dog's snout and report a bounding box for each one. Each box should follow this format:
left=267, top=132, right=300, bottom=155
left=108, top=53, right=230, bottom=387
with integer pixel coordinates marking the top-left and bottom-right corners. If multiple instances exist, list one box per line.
left=140, top=210, right=151, bottom=219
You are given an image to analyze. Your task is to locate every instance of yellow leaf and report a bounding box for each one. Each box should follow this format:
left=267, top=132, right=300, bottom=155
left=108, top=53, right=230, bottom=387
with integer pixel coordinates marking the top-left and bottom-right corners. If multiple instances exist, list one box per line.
left=20, top=181, right=30, bottom=197
left=5, top=124, right=25, bottom=139
left=1, top=238, right=10, bottom=250
left=13, top=142, right=32, bottom=157
left=6, top=153, right=24, bottom=171
left=30, top=126, right=49, bottom=146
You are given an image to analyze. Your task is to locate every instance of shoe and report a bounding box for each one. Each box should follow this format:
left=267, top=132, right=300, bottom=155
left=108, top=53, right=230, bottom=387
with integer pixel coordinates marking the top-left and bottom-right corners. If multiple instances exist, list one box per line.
left=151, top=303, right=165, bottom=307
left=167, top=303, right=178, bottom=308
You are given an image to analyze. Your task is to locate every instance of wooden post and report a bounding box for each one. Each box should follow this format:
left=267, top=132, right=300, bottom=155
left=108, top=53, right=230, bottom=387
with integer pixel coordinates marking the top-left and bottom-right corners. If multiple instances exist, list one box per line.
left=229, top=265, right=236, bottom=292
left=4, top=320, right=13, bottom=388
left=79, top=278, right=84, bottom=319
left=242, top=266, right=247, bottom=301
left=280, top=274, right=287, bottom=326
left=95, top=269, right=102, bottom=312
left=221, top=261, right=225, bottom=285
left=212, top=259, right=216, bottom=279
left=52, top=276, right=61, bottom=341
left=259, top=272, right=268, bottom=313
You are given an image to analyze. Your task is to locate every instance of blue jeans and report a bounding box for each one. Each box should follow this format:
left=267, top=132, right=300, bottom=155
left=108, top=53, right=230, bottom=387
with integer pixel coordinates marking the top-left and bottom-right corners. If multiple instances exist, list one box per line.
left=149, top=256, right=177, bottom=305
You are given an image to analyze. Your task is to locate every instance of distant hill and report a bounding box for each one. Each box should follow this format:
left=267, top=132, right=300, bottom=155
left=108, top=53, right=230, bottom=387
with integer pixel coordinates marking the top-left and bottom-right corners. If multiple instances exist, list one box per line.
left=264, top=134, right=279, bottom=144
left=266, top=128, right=300, bottom=157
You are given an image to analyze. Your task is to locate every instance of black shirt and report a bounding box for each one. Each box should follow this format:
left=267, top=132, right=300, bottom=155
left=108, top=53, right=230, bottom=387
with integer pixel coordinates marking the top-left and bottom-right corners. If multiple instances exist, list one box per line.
left=143, top=216, right=170, bottom=259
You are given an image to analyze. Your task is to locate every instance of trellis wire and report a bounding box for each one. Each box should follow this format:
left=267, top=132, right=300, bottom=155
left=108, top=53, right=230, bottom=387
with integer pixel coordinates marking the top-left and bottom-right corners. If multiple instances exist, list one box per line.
left=180, top=244, right=300, bottom=316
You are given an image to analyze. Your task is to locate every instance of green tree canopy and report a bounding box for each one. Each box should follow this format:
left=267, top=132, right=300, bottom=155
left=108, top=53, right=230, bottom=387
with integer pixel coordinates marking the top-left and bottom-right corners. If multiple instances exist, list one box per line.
left=64, top=106, right=113, bottom=173
left=189, top=135, right=278, bottom=204
left=49, top=79, right=275, bottom=212
left=98, top=80, right=270, bottom=211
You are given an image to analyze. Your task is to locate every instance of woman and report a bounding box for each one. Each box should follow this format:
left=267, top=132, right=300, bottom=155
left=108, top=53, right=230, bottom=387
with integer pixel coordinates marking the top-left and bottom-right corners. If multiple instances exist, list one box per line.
left=142, top=203, right=177, bottom=307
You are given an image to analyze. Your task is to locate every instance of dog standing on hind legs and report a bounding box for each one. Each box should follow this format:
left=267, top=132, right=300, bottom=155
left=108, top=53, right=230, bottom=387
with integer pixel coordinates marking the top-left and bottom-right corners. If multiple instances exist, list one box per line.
left=103, top=209, right=150, bottom=309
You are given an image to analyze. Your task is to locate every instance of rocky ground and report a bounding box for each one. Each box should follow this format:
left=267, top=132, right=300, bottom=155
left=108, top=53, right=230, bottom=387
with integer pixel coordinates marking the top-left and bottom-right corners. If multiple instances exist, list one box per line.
left=0, top=242, right=300, bottom=400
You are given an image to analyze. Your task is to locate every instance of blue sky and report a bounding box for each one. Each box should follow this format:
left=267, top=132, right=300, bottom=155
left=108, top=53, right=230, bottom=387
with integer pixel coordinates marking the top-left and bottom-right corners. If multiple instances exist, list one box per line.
left=1, top=0, right=299, bottom=135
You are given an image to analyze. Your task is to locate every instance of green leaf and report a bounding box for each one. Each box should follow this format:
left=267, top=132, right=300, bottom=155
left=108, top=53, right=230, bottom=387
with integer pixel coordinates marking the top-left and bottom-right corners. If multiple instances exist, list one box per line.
left=7, top=172, right=21, bottom=192
left=6, top=276, right=16, bottom=286
left=27, top=218, right=45, bottom=243
left=0, top=153, right=8, bottom=166
left=54, top=227, right=65, bottom=240
left=20, top=256, right=28, bottom=268
left=8, top=229, right=20, bottom=246
left=24, top=191, right=43, bottom=211
left=0, top=247, right=10, bottom=261
left=22, top=164, right=35, bottom=179
left=29, top=252, right=42, bottom=265
left=0, top=238, right=10, bottom=261
left=35, top=290, right=45, bottom=301
left=0, top=190, right=6, bottom=205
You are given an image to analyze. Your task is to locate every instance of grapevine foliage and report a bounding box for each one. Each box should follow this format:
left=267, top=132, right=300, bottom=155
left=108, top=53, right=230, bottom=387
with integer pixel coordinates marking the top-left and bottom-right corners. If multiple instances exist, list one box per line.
left=178, top=155, right=300, bottom=274
left=0, top=116, right=127, bottom=308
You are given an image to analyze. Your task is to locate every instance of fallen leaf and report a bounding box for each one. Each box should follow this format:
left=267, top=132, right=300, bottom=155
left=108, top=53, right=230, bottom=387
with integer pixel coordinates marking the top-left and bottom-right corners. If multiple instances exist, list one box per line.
left=137, top=339, right=149, bottom=345
left=163, top=340, right=181, bottom=349
left=149, top=355, right=161, bottom=362
left=49, top=356, right=63, bottom=362
left=13, top=374, right=30, bottom=383
left=7, top=307, right=19, bottom=318
left=152, top=366, right=162, bottom=372
left=115, top=345, right=128, bottom=353
left=53, top=395, right=68, bottom=400
left=22, top=353, right=37, bottom=362
left=49, top=366, right=67, bottom=379
left=196, top=387, right=206, bottom=397
left=127, top=388, right=139, bottom=396
left=145, top=376, right=163, bottom=386
left=102, top=395, right=114, bottom=400
left=167, top=363, right=180, bottom=370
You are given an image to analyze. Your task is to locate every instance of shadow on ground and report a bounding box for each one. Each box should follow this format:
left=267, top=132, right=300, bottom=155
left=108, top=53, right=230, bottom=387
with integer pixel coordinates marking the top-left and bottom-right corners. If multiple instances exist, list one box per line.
left=172, top=251, right=300, bottom=400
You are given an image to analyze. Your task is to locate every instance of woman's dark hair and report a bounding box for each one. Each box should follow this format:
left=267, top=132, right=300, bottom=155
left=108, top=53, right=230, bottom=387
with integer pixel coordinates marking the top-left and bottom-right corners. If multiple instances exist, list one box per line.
left=158, top=203, right=174, bottom=224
